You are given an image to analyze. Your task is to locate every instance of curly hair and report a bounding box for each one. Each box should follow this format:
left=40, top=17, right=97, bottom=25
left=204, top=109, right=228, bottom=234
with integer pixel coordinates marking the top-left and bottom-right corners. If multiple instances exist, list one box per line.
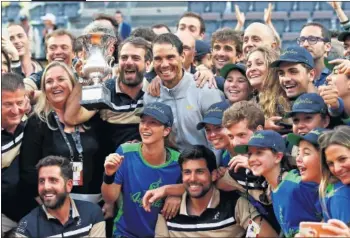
left=247, top=46, right=290, bottom=118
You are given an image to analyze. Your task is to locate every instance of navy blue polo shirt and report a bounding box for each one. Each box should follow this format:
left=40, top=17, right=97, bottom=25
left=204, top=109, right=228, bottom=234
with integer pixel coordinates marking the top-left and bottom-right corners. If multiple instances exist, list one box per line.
left=15, top=198, right=104, bottom=237
left=313, top=67, right=330, bottom=88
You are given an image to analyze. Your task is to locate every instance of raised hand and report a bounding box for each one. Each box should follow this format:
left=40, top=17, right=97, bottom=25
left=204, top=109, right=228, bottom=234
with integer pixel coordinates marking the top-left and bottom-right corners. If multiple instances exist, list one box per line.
left=264, top=3, right=273, bottom=24
left=1, top=36, right=19, bottom=61
left=234, top=4, right=245, bottom=31
left=104, top=153, right=124, bottom=176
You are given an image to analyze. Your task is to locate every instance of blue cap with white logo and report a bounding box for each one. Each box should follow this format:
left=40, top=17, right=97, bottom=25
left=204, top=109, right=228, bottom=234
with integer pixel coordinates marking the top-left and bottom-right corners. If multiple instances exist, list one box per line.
left=270, top=46, right=314, bottom=69
left=137, top=102, right=174, bottom=127
left=287, top=128, right=328, bottom=147
left=285, top=93, right=327, bottom=118
left=235, top=130, right=286, bottom=154
left=197, top=101, right=230, bottom=130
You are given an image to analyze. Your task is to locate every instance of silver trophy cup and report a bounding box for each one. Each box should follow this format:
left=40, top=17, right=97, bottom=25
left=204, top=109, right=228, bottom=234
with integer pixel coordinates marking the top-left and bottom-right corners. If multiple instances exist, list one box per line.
left=77, top=33, right=117, bottom=110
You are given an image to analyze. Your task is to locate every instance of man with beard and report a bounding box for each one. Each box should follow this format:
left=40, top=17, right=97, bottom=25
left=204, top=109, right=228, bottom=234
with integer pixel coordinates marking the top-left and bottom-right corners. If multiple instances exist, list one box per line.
left=65, top=36, right=151, bottom=154
left=154, top=145, right=277, bottom=237
left=144, top=33, right=223, bottom=152
left=298, top=22, right=332, bottom=87
left=15, top=156, right=105, bottom=237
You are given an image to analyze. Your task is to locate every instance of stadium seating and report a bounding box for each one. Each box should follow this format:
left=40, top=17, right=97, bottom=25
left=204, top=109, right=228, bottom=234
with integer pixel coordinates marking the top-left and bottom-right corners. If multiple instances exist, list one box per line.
left=282, top=32, right=299, bottom=49
left=296, top=2, right=316, bottom=11
left=221, top=13, right=238, bottom=29
left=289, top=11, right=310, bottom=32
left=254, top=2, right=269, bottom=12
left=29, top=4, right=44, bottom=21
left=271, top=11, right=289, bottom=34
left=62, top=2, right=81, bottom=19
left=189, top=1, right=210, bottom=13
left=43, top=2, right=62, bottom=16
left=274, top=1, right=295, bottom=12
left=231, top=2, right=252, bottom=12
left=312, top=11, right=334, bottom=29
left=318, top=2, right=334, bottom=11
left=5, top=3, right=22, bottom=21
left=244, top=11, right=264, bottom=27
left=210, top=1, right=227, bottom=14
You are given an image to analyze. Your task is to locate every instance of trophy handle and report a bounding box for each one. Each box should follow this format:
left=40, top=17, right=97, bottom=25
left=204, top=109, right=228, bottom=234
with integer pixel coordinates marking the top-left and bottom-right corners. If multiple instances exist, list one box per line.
left=108, top=56, right=115, bottom=68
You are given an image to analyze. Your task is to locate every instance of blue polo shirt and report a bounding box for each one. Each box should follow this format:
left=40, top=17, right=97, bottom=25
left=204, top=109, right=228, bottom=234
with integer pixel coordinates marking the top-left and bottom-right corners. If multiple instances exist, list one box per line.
left=15, top=198, right=104, bottom=237
left=313, top=67, right=330, bottom=88
left=113, top=143, right=181, bottom=238
left=322, top=181, right=350, bottom=224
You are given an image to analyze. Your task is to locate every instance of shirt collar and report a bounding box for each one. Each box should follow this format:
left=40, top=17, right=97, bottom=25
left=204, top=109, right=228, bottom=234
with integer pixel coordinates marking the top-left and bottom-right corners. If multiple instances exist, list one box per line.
left=42, top=196, right=80, bottom=220
left=179, top=186, right=220, bottom=216
left=160, top=70, right=191, bottom=98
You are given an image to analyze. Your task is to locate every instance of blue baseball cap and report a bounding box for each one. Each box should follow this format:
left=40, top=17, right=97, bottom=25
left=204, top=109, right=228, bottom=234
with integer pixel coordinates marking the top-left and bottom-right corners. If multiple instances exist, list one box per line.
left=195, top=40, right=211, bottom=60
left=338, top=31, right=350, bottom=42
left=287, top=128, right=328, bottom=147
left=137, top=102, right=174, bottom=127
left=197, top=101, right=230, bottom=130
left=285, top=93, right=327, bottom=118
left=235, top=130, right=286, bottom=154
left=270, top=46, right=314, bottom=69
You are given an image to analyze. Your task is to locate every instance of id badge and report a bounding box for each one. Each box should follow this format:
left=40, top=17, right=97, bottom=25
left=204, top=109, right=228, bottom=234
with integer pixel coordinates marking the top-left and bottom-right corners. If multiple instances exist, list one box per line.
left=72, top=162, right=83, bottom=186
left=246, top=219, right=261, bottom=238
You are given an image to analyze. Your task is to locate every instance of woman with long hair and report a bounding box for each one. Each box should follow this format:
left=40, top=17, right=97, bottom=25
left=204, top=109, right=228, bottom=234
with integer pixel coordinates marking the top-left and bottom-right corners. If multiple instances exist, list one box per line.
left=235, top=130, right=322, bottom=237
left=19, top=61, right=102, bottom=213
left=246, top=47, right=291, bottom=131
left=317, top=126, right=350, bottom=236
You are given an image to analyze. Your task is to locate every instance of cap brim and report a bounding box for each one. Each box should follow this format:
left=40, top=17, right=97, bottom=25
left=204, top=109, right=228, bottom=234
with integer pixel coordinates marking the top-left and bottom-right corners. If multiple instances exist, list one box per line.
left=338, top=32, right=350, bottom=42
left=284, top=109, right=320, bottom=118
left=220, top=65, right=246, bottom=78
left=287, top=133, right=303, bottom=147
left=270, top=59, right=302, bottom=68
left=196, top=117, right=222, bottom=130
left=136, top=111, right=168, bottom=126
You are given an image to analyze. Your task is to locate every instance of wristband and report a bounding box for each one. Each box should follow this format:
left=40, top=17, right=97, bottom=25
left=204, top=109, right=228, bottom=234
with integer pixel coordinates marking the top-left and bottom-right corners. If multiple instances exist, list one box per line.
left=340, top=19, right=350, bottom=24
left=103, top=172, right=115, bottom=184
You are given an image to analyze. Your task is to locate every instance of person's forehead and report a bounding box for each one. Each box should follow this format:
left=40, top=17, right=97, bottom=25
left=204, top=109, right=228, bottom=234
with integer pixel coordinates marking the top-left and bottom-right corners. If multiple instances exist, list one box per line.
left=39, top=166, right=62, bottom=176
left=153, top=43, right=178, bottom=54
left=300, top=25, right=322, bottom=36
left=47, top=35, right=72, bottom=45
left=213, top=40, right=236, bottom=48
left=8, top=25, right=25, bottom=35
left=244, top=24, right=269, bottom=37
left=179, top=17, right=200, bottom=27
left=121, top=43, right=146, bottom=55
left=227, top=120, right=251, bottom=133
left=278, top=62, right=302, bottom=70
left=248, top=50, right=264, bottom=60
left=182, top=158, right=208, bottom=169
left=227, top=69, right=245, bottom=78
left=178, top=35, right=195, bottom=47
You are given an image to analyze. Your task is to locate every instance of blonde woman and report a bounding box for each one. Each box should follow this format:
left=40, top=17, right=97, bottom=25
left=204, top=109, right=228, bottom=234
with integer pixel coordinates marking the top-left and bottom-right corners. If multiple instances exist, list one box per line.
left=246, top=46, right=291, bottom=132
left=318, top=125, right=350, bottom=236
left=19, top=61, right=106, bottom=214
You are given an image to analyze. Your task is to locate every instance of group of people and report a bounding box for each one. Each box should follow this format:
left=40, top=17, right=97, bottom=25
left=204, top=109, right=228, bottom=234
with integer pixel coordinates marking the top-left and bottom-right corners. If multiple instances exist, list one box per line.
left=1, top=2, right=350, bottom=237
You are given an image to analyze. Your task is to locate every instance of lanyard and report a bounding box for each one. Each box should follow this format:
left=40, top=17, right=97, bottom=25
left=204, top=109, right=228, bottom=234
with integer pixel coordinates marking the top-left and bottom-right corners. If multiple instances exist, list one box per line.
left=53, top=112, right=83, bottom=162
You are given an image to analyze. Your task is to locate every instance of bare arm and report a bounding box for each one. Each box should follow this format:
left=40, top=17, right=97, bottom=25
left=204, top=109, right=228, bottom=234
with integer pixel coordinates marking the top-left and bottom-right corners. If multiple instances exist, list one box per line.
left=329, top=1, right=349, bottom=23
left=254, top=216, right=278, bottom=237
left=63, top=83, right=97, bottom=126
left=234, top=4, right=245, bottom=31
left=264, top=3, right=281, bottom=49
left=101, top=181, right=122, bottom=204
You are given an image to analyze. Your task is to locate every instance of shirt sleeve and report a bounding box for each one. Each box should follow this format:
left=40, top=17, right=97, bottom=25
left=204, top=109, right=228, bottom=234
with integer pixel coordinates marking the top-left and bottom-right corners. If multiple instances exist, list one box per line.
left=235, top=196, right=260, bottom=230
left=155, top=214, right=170, bottom=237
left=19, top=115, right=45, bottom=198
left=89, top=221, right=106, bottom=237
left=114, top=146, right=125, bottom=185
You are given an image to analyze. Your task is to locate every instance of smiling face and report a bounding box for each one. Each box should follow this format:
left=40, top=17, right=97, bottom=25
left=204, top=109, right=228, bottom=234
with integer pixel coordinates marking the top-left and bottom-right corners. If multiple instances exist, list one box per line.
left=326, top=73, right=350, bottom=99
left=292, top=113, right=329, bottom=135
left=153, top=43, right=183, bottom=89
left=1, top=89, right=26, bottom=132
left=296, top=140, right=321, bottom=183
left=177, top=32, right=196, bottom=70
left=8, top=25, right=30, bottom=57
left=38, top=166, right=72, bottom=210
left=204, top=124, right=230, bottom=150
left=325, top=144, right=350, bottom=185
left=246, top=51, right=268, bottom=90
left=46, top=34, right=74, bottom=66
left=182, top=159, right=213, bottom=198
left=44, top=65, right=74, bottom=108
left=224, top=70, right=250, bottom=104
left=277, top=62, right=314, bottom=99
left=226, top=119, right=255, bottom=149
left=139, top=115, right=170, bottom=145
left=248, top=147, right=279, bottom=177
left=119, top=43, right=148, bottom=87
left=243, top=23, right=276, bottom=58
left=212, top=41, right=238, bottom=71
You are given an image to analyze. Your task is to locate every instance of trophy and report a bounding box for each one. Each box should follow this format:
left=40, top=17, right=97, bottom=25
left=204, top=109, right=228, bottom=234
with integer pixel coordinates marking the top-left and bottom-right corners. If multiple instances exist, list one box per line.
left=77, top=33, right=117, bottom=110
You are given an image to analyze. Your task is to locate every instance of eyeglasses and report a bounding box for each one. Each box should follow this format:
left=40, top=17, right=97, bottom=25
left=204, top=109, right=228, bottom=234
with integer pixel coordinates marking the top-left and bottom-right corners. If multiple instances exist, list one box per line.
left=296, top=36, right=329, bottom=45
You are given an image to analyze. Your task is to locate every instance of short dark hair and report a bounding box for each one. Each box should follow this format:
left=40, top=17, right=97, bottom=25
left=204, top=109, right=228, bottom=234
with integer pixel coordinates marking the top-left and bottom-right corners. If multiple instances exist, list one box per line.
left=302, top=22, right=331, bottom=42
left=211, top=28, right=243, bottom=57
left=115, top=10, right=123, bottom=16
left=151, top=24, right=171, bottom=33
left=118, top=36, right=152, bottom=62
left=179, top=145, right=217, bottom=173
left=177, top=12, right=205, bottom=34
left=153, top=33, right=183, bottom=55
left=36, top=156, right=73, bottom=181
left=45, top=29, right=75, bottom=51
left=93, top=13, right=118, bottom=29
left=1, top=50, right=11, bottom=73
left=130, top=27, right=157, bottom=43
left=1, top=72, right=24, bottom=92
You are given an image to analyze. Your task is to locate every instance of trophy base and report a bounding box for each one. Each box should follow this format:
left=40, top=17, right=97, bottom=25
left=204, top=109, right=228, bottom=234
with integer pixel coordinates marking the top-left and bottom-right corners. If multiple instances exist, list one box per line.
left=80, top=84, right=113, bottom=111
